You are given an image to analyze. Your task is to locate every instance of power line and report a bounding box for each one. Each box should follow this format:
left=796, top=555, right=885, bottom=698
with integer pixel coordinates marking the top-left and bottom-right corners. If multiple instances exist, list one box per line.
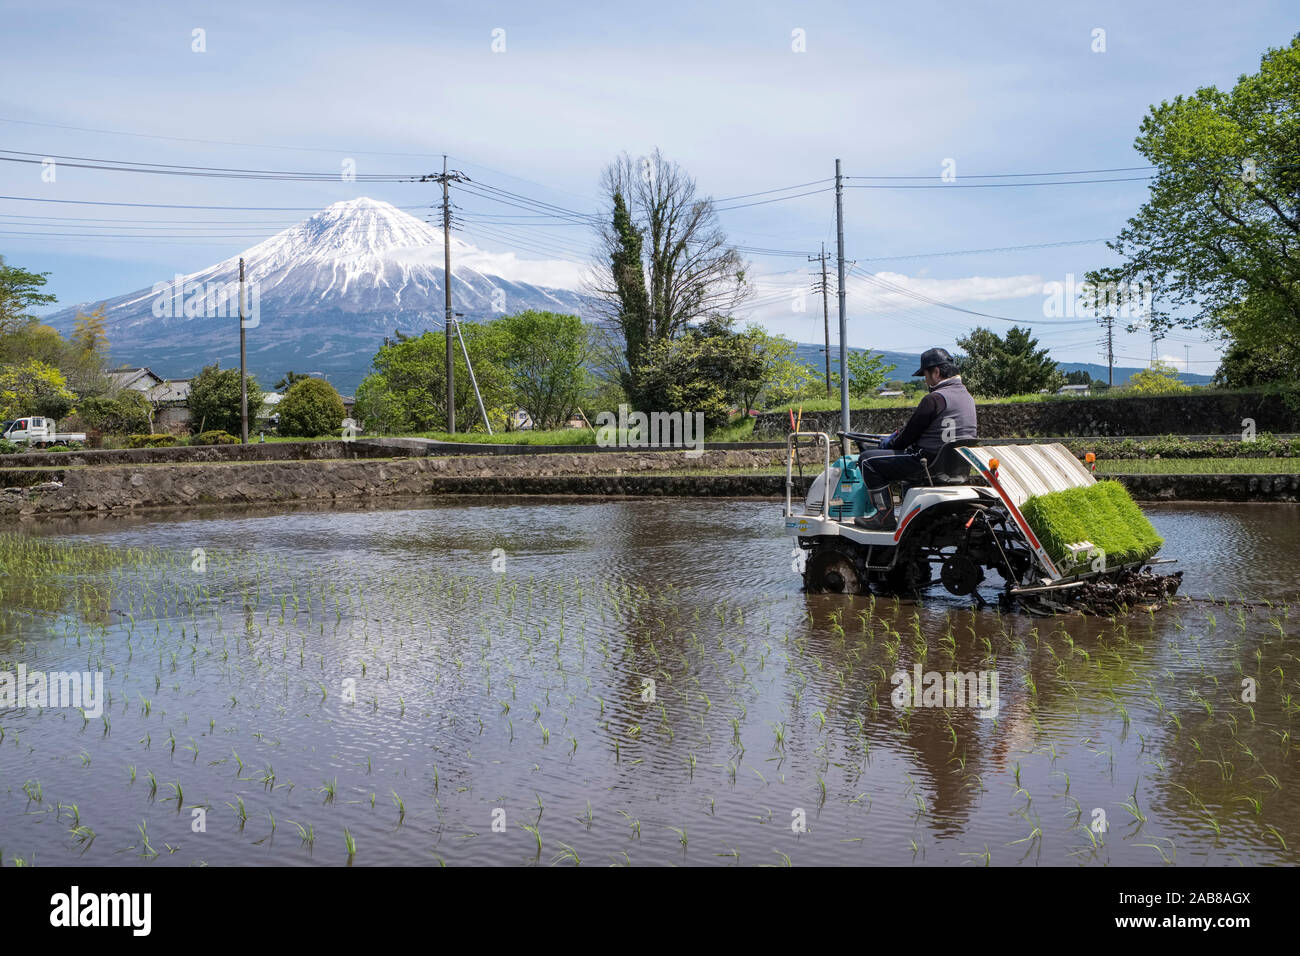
left=0, top=149, right=430, bottom=181
left=860, top=238, right=1110, bottom=262
left=848, top=265, right=1095, bottom=326
left=0, top=114, right=445, bottom=159
left=845, top=176, right=1153, bottom=189
left=846, top=166, right=1157, bottom=180
left=0, top=194, right=429, bottom=211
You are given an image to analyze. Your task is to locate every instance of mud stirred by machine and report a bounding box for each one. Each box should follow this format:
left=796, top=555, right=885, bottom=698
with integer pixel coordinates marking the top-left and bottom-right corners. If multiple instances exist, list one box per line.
left=784, top=430, right=1183, bottom=615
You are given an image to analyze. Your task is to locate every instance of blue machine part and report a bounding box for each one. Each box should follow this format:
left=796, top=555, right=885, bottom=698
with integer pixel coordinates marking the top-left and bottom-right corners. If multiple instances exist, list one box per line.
left=829, top=454, right=872, bottom=520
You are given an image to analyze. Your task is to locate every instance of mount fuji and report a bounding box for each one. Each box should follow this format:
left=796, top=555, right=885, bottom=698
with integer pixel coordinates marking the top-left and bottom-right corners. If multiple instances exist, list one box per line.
left=44, top=198, right=595, bottom=393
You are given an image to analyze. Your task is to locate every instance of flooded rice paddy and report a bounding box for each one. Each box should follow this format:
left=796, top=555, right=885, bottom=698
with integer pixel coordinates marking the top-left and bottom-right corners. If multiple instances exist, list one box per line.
left=1, top=497, right=1299, bottom=866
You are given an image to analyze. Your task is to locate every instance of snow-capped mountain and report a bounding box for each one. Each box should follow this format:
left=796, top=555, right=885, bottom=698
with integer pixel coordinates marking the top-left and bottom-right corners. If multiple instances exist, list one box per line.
left=44, top=198, right=594, bottom=393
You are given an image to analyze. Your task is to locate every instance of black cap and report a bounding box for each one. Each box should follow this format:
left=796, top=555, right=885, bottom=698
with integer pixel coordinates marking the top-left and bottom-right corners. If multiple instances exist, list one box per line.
left=913, top=347, right=953, bottom=377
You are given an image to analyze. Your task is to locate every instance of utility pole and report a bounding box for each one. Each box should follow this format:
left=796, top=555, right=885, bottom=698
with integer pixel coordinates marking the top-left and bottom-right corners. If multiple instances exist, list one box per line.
left=808, top=243, right=832, bottom=399
left=239, top=257, right=248, bottom=444
left=1097, top=315, right=1115, bottom=386
left=442, top=155, right=455, bottom=434
left=1185, top=345, right=1191, bottom=376
left=834, top=159, right=849, bottom=451
left=417, top=160, right=470, bottom=434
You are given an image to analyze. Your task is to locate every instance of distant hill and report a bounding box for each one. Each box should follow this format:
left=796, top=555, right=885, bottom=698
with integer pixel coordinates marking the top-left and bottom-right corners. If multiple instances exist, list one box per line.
left=792, top=344, right=1214, bottom=388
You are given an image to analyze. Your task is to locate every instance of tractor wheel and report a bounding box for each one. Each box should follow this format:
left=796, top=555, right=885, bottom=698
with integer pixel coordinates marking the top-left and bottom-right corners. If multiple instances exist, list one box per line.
left=803, top=542, right=863, bottom=594
left=884, top=554, right=932, bottom=595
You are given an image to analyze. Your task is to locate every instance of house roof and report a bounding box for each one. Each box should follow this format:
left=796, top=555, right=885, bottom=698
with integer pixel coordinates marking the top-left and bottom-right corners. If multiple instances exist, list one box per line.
left=108, top=366, right=163, bottom=391
left=148, top=379, right=191, bottom=403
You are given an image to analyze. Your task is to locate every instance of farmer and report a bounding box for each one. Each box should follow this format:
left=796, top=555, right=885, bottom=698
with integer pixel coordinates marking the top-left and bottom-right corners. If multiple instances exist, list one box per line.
left=854, top=347, right=977, bottom=531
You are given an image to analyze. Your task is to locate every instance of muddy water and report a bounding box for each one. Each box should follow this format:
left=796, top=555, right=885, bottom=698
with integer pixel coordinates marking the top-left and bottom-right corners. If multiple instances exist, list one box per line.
left=1, top=497, right=1298, bottom=866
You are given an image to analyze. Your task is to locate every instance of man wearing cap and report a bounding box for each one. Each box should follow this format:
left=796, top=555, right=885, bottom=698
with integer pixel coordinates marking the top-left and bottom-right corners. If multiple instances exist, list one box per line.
left=854, top=347, right=977, bottom=531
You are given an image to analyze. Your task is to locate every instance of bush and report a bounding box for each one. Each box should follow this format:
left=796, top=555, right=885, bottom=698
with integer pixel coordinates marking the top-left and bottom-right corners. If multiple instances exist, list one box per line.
left=194, top=429, right=239, bottom=445
left=125, top=433, right=178, bottom=448
left=0, top=438, right=18, bottom=455
left=277, top=378, right=345, bottom=438
left=79, top=391, right=152, bottom=435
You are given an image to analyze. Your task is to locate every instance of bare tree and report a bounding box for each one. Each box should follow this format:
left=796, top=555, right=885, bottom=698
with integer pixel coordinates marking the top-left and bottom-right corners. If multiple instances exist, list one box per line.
left=586, top=149, right=750, bottom=396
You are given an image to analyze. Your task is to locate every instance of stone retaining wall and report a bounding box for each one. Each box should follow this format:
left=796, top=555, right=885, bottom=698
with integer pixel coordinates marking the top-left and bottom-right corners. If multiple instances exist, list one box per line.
left=754, top=390, right=1299, bottom=439
left=0, top=439, right=391, bottom=468
left=3, top=450, right=1297, bottom=516
left=0, top=447, right=820, bottom=516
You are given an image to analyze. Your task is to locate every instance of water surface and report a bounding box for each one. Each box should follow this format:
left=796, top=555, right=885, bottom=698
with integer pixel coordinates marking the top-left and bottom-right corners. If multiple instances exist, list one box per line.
left=1, top=497, right=1297, bottom=866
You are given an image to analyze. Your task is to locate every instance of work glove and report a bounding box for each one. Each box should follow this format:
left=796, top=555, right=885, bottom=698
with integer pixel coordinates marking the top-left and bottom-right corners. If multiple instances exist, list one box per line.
left=879, top=431, right=896, bottom=450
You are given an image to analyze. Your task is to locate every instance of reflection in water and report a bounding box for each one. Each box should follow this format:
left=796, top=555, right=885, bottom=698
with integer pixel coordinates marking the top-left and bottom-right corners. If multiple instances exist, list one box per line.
left=0, top=498, right=1297, bottom=866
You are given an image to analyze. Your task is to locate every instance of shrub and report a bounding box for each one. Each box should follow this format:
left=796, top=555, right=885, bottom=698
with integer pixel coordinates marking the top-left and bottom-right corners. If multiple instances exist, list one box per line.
left=0, top=438, right=18, bottom=455
left=277, top=378, right=345, bottom=438
left=79, top=391, right=152, bottom=435
left=194, top=429, right=239, bottom=445
left=125, top=433, right=178, bottom=448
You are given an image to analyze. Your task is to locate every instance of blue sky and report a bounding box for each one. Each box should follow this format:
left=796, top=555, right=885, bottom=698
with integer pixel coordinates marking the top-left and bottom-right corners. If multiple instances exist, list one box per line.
left=2, top=0, right=1295, bottom=373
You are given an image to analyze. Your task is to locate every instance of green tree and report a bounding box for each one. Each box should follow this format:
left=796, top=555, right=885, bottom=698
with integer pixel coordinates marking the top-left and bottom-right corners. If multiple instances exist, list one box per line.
left=0, top=321, right=65, bottom=368
left=495, top=311, right=591, bottom=429
left=634, top=333, right=732, bottom=430
left=0, top=255, right=56, bottom=335
left=353, top=374, right=404, bottom=434
left=632, top=317, right=769, bottom=430
left=277, top=378, right=346, bottom=437
left=1127, top=360, right=1192, bottom=394
left=1065, top=369, right=1093, bottom=386
left=832, top=350, right=897, bottom=398
left=275, top=370, right=313, bottom=392
left=604, top=191, right=650, bottom=394
left=0, top=359, right=77, bottom=420
left=955, top=326, right=1063, bottom=397
left=1102, top=36, right=1300, bottom=348
left=359, top=327, right=510, bottom=433
left=1213, top=334, right=1299, bottom=387
left=594, top=150, right=749, bottom=401
left=763, top=357, right=819, bottom=409
left=64, top=304, right=112, bottom=397
left=188, top=363, right=263, bottom=436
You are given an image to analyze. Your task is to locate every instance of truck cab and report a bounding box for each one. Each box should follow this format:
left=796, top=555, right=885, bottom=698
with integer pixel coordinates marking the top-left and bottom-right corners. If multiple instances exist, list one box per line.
left=1, top=416, right=86, bottom=448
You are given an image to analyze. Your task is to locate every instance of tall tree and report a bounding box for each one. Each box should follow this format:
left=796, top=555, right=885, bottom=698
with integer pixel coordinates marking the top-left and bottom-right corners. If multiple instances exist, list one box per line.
left=495, top=310, right=591, bottom=430
left=590, top=149, right=750, bottom=401
left=188, top=363, right=264, bottom=436
left=0, top=255, right=56, bottom=335
left=956, top=326, right=1063, bottom=397
left=1102, top=36, right=1300, bottom=350
left=65, top=304, right=112, bottom=397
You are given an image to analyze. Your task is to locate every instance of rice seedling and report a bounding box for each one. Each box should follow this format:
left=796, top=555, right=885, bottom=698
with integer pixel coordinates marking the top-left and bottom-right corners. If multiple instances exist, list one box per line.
left=288, top=820, right=315, bottom=848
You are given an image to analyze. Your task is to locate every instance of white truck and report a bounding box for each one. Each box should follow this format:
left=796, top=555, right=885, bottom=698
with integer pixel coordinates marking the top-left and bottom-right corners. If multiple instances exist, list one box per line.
left=1, top=416, right=87, bottom=448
